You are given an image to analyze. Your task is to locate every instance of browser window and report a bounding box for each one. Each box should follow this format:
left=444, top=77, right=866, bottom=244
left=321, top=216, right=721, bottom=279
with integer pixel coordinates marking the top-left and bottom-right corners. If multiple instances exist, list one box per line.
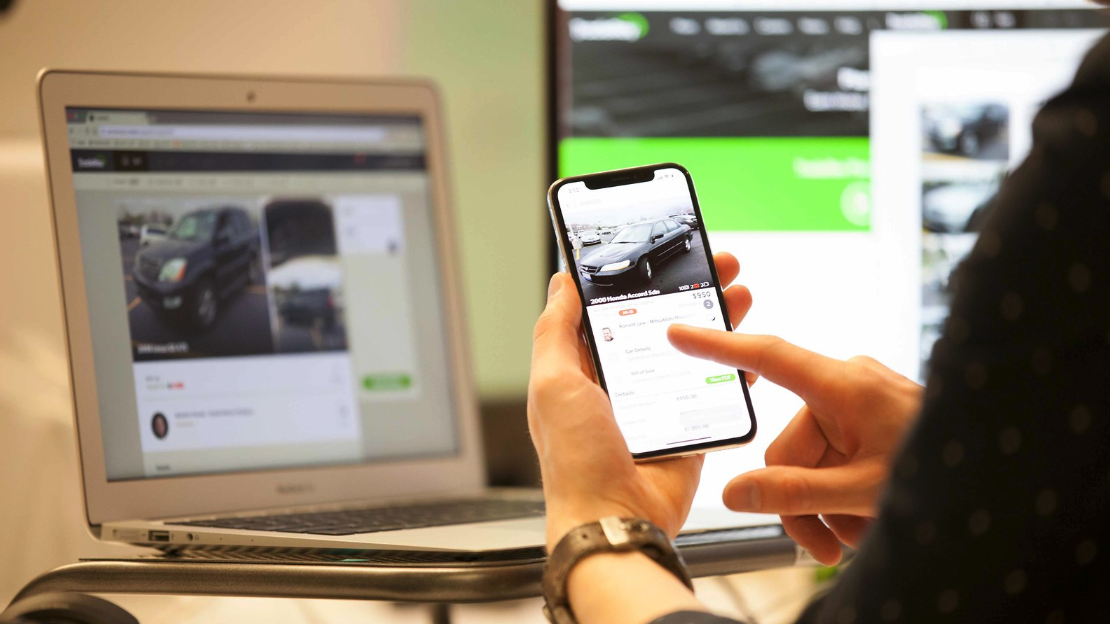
left=870, top=28, right=1105, bottom=375
left=554, top=0, right=1106, bottom=511
left=66, top=109, right=458, bottom=481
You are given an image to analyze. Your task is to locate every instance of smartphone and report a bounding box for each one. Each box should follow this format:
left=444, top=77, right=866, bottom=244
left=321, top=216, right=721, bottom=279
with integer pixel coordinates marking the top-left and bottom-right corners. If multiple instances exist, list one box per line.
left=547, top=163, right=757, bottom=461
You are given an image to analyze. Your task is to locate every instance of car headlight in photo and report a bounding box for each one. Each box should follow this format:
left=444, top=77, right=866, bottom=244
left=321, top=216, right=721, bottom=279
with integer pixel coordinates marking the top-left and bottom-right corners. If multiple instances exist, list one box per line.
left=599, top=260, right=631, bottom=272
left=158, top=258, right=188, bottom=282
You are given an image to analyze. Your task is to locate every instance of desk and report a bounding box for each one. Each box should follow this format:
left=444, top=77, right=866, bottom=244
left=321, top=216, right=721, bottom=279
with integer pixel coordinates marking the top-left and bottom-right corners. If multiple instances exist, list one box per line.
left=13, top=529, right=798, bottom=605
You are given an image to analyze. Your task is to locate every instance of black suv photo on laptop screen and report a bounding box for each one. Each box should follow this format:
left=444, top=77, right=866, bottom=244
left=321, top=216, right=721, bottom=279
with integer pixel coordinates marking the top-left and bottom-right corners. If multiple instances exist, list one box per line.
left=122, top=197, right=347, bottom=359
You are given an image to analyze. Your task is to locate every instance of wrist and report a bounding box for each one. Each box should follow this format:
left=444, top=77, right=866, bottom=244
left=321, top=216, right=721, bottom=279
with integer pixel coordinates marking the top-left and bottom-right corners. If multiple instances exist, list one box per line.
left=567, top=550, right=703, bottom=624
left=542, top=517, right=698, bottom=624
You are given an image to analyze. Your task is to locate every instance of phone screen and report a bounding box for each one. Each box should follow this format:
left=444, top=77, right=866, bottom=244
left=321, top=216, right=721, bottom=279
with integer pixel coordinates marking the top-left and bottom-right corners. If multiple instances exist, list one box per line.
left=551, top=165, right=755, bottom=459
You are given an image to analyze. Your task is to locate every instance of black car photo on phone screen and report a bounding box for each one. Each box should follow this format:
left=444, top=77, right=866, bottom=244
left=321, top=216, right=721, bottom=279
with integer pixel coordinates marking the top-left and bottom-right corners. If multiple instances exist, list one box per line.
left=579, top=219, right=693, bottom=285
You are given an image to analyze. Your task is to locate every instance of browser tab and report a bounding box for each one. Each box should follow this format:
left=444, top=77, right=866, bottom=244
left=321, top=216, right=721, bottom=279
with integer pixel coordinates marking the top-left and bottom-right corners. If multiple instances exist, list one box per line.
left=63, top=109, right=423, bottom=155
left=798, top=17, right=831, bottom=35
left=90, top=111, right=151, bottom=125
left=754, top=17, right=793, bottom=35
left=568, top=14, right=649, bottom=41
left=705, top=17, right=749, bottom=35
left=994, top=11, right=1018, bottom=28
left=669, top=17, right=701, bottom=35
left=115, top=151, right=149, bottom=172
left=970, top=11, right=991, bottom=27
left=885, top=11, right=946, bottom=30
left=834, top=15, right=864, bottom=34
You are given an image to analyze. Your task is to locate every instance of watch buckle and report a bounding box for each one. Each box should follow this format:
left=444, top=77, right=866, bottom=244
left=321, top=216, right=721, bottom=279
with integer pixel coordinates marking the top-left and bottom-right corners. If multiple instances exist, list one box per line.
left=599, top=516, right=631, bottom=547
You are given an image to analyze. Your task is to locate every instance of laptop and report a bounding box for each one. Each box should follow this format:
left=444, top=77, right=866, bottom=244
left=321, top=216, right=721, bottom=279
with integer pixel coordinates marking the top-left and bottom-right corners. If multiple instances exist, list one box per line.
left=38, top=70, right=783, bottom=553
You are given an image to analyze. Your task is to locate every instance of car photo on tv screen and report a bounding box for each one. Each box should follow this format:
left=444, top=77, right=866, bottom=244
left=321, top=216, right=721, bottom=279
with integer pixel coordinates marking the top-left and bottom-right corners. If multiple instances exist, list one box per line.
left=921, top=179, right=1000, bottom=234
left=922, top=102, right=1010, bottom=161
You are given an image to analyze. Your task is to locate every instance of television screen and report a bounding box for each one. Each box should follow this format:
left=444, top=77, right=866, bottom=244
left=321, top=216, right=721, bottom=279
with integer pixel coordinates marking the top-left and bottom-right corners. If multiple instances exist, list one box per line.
left=551, top=0, right=1107, bottom=520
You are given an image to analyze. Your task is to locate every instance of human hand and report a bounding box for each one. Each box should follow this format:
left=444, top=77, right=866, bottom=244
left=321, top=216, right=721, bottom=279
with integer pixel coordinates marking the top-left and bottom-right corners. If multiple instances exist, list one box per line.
left=529, top=253, right=753, bottom=550
left=667, top=329, right=923, bottom=564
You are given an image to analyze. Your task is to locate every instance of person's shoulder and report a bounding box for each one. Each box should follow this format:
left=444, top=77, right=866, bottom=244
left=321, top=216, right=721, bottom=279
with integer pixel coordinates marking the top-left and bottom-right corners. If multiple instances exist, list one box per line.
left=1071, top=32, right=1110, bottom=90
left=1033, top=33, right=1110, bottom=166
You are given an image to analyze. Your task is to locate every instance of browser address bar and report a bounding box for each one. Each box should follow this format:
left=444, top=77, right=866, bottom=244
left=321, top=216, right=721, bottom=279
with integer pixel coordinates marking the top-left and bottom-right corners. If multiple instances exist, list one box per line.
left=97, top=125, right=391, bottom=143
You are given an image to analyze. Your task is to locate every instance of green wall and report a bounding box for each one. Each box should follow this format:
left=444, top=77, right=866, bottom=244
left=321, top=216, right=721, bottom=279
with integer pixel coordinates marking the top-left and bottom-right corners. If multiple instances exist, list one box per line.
left=402, top=1, right=548, bottom=399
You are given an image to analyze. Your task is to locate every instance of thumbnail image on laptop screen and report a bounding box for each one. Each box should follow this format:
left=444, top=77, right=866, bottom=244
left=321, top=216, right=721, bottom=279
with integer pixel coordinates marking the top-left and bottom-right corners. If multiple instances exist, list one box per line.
left=65, top=108, right=458, bottom=481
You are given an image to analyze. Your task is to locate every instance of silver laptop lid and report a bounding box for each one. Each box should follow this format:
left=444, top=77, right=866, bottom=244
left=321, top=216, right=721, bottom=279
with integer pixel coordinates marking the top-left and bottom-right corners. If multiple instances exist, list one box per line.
left=39, top=71, right=485, bottom=527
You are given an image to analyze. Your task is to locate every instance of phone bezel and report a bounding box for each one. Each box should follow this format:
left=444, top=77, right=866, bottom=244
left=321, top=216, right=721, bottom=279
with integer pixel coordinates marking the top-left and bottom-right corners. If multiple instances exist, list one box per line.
left=546, top=162, right=757, bottom=461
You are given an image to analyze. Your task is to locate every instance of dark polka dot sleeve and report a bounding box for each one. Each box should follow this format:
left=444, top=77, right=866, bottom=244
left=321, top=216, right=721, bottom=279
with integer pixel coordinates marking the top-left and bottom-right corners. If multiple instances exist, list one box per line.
left=791, top=31, right=1110, bottom=624
left=652, top=32, right=1110, bottom=624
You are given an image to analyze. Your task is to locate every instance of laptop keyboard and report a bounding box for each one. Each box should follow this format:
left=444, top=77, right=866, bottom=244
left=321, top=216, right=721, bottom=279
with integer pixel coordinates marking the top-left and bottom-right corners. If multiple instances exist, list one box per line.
left=173, top=498, right=545, bottom=536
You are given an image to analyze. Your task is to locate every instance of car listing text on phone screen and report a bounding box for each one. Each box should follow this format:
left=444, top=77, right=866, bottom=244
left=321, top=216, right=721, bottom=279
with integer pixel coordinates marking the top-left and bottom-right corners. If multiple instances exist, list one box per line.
left=556, top=167, right=753, bottom=457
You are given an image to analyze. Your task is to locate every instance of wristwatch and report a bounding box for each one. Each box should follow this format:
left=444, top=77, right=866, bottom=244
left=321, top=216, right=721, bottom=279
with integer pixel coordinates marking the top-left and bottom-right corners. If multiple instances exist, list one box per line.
left=542, top=517, right=694, bottom=624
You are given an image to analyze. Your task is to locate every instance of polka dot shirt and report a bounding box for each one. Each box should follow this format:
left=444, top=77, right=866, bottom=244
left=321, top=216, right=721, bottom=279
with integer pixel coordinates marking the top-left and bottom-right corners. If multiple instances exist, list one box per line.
left=653, top=33, right=1110, bottom=624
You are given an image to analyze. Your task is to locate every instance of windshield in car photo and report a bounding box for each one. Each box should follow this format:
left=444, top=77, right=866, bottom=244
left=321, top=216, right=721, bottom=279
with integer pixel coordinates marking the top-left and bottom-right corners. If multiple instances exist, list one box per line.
left=610, top=223, right=652, bottom=244
left=169, top=212, right=218, bottom=242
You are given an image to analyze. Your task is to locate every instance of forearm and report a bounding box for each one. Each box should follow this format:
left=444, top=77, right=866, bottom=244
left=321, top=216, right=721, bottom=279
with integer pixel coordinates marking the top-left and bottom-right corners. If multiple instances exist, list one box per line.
left=567, top=551, right=708, bottom=624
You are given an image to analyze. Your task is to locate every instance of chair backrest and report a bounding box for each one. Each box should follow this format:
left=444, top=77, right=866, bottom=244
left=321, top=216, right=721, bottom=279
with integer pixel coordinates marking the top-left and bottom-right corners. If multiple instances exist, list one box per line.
left=0, top=593, right=137, bottom=624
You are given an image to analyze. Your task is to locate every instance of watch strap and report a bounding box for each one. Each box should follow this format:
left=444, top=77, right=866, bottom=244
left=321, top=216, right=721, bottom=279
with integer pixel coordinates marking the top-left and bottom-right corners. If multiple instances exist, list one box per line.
left=542, top=517, right=693, bottom=624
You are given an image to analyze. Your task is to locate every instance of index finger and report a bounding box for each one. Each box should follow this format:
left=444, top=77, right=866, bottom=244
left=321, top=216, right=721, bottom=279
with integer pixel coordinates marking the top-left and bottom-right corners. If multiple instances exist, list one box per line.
left=713, top=252, right=739, bottom=288
left=667, top=327, right=841, bottom=404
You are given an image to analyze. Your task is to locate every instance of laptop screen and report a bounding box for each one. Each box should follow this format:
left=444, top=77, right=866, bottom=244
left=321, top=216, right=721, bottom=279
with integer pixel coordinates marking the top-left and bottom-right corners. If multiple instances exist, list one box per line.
left=64, top=108, right=459, bottom=482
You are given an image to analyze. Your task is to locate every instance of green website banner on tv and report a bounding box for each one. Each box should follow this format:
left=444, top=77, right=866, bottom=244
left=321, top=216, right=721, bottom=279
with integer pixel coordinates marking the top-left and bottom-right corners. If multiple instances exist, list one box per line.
left=559, top=137, right=871, bottom=232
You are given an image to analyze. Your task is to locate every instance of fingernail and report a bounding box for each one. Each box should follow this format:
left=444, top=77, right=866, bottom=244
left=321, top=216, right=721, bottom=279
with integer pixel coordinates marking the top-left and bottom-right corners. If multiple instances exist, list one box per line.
left=728, top=481, right=761, bottom=512
left=547, top=274, right=563, bottom=300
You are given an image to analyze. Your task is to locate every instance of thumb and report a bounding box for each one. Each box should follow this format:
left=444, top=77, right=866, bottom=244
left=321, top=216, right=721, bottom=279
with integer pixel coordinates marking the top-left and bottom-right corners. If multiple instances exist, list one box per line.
left=531, top=273, right=585, bottom=376
left=722, top=465, right=878, bottom=517
left=542, top=273, right=580, bottom=321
